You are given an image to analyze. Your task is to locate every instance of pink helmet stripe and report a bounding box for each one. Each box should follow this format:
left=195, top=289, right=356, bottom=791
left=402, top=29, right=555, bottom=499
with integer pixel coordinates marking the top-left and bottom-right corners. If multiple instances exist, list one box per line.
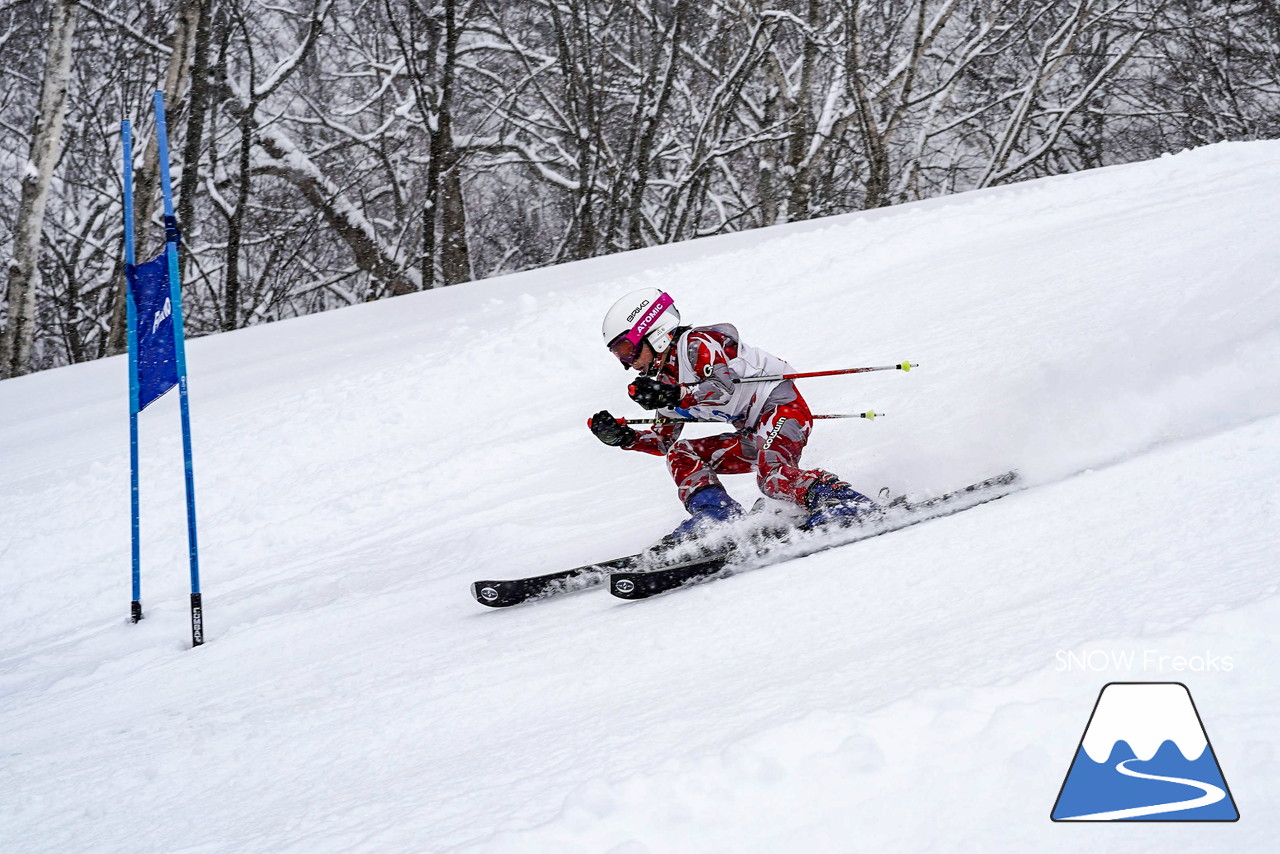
left=625, top=291, right=674, bottom=345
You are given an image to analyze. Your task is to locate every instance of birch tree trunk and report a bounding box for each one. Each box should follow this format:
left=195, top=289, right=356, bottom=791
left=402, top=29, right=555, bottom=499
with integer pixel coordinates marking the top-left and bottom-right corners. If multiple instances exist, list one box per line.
left=1, top=0, right=78, bottom=378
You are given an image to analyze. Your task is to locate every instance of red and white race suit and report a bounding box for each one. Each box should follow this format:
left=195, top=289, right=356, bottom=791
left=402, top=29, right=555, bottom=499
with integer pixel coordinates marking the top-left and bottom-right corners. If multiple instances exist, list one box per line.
left=625, top=324, right=837, bottom=507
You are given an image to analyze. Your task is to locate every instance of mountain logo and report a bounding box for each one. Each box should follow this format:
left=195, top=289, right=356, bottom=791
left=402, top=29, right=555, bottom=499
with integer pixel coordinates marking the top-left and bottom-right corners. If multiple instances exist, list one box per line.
left=1051, top=682, right=1238, bottom=821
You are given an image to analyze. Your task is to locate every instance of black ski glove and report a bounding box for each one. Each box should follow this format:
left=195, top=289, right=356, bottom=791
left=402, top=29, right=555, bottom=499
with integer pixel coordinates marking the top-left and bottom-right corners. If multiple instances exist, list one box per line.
left=628, top=376, right=681, bottom=410
left=589, top=410, right=638, bottom=448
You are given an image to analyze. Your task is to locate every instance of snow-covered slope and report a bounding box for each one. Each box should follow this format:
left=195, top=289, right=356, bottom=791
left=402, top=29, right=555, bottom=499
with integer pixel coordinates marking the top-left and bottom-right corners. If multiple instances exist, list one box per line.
left=3, top=142, right=1279, bottom=853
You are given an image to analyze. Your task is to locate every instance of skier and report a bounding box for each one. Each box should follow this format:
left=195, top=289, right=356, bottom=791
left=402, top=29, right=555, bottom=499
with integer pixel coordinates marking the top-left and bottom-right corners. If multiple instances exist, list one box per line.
left=589, top=288, right=877, bottom=540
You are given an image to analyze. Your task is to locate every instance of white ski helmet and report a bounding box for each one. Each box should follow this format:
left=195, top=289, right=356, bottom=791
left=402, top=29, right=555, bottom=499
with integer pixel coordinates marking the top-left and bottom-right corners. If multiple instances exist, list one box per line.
left=601, top=288, right=681, bottom=367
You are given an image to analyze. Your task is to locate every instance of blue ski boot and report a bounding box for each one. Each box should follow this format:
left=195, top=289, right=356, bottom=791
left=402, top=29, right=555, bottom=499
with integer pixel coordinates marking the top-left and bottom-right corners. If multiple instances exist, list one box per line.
left=666, top=486, right=744, bottom=544
left=803, top=473, right=879, bottom=529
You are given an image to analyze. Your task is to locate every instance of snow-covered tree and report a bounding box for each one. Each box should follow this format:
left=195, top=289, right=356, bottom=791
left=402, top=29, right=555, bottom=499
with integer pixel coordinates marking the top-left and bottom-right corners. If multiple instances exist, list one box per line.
left=2, top=0, right=77, bottom=377
left=1, top=0, right=1276, bottom=376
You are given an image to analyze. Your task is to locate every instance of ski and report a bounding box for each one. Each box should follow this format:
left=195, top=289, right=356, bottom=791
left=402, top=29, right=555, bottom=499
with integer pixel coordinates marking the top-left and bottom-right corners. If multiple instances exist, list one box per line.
left=609, top=470, right=1020, bottom=600
left=471, top=553, right=637, bottom=607
left=470, top=513, right=786, bottom=607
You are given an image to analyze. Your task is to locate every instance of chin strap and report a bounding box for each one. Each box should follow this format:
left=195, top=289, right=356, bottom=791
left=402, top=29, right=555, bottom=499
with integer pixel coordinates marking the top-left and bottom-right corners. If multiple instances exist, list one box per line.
left=641, top=345, right=667, bottom=378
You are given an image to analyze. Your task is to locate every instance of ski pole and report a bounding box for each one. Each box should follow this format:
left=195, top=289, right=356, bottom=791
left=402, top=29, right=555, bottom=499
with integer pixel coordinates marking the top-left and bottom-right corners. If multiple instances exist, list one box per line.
left=812, top=412, right=883, bottom=420
left=733, top=362, right=916, bottom=384
left=624, top=411, right=884, bottom=424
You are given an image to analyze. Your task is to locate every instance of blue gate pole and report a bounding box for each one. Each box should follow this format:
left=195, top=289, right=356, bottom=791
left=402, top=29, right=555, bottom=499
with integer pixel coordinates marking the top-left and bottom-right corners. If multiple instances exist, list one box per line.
left=122, top=120, right=143, bottom=624
left=153, top=92, right=204, bottom=647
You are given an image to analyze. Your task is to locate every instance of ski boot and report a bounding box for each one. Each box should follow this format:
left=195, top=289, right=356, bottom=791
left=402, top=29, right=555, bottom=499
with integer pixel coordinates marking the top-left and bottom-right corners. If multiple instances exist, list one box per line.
left=803, top=473, right=880, bottom=529
left=662, top=486, right=744, bottom=548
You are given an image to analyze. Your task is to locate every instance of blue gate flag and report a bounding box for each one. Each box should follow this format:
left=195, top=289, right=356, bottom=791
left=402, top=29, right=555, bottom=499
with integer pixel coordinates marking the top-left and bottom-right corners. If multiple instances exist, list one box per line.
left=127, top=253, right=179, bottom=412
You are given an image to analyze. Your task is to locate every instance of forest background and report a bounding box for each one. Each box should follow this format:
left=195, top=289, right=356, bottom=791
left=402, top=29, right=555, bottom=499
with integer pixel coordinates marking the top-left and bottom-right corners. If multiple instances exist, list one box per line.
left=1, top=0, right=1277, bottom=377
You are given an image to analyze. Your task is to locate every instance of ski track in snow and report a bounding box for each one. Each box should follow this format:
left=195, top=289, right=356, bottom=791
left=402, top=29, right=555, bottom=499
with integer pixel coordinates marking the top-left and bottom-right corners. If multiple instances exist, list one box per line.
left=2, top=142, right=1280, bottom=852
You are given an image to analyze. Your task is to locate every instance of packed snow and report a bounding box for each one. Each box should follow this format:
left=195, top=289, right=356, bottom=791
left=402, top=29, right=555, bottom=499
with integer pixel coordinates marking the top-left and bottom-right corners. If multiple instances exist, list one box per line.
left=2, top=141, right=1279, bottom=852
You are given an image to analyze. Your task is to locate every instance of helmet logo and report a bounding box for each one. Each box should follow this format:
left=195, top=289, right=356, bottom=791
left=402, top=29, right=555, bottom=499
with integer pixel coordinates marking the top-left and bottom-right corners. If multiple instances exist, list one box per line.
left=626, top=300, right=651, bottom=323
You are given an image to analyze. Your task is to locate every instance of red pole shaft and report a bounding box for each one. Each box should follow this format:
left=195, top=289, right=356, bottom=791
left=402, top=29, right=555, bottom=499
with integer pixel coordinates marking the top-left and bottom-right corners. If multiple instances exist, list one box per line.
left=733, top=362, right=915, bottom=384
left=623, top=411, right=882, bottom=424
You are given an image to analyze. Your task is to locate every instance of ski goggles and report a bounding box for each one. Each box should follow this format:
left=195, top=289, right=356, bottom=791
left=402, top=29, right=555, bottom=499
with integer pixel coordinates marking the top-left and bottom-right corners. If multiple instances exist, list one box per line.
left=607, top=332, right=646, bottom=368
